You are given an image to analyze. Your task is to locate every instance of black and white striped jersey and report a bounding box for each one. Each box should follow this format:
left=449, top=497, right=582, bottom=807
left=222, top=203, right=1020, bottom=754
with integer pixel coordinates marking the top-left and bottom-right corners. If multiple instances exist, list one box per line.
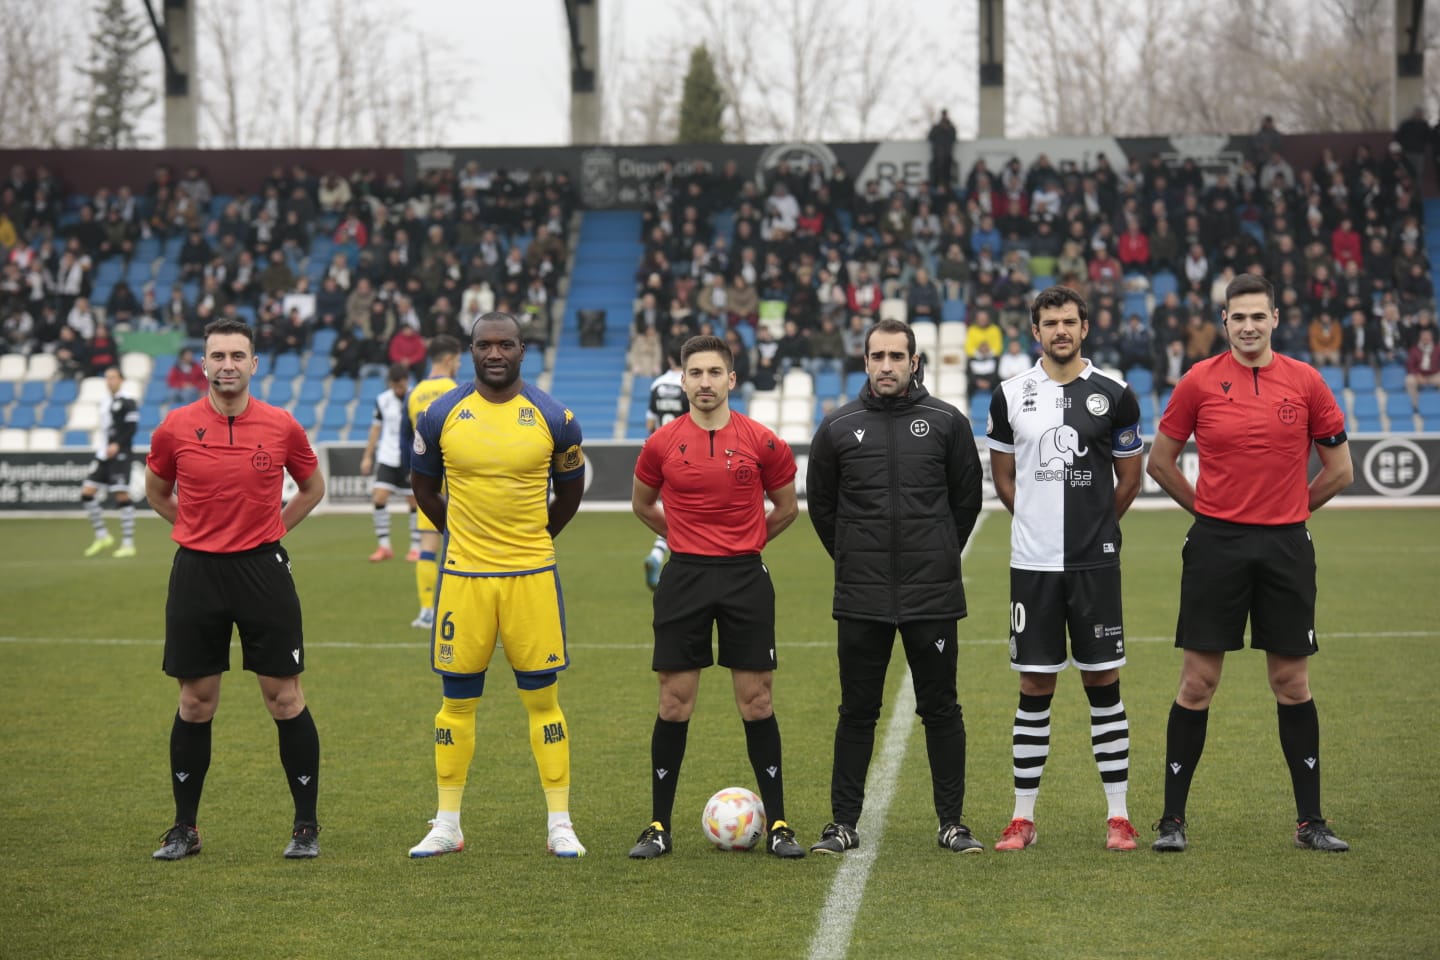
left=372, top=390, right=406, bottom=468
left=987, top=360, right=1142, bottom=571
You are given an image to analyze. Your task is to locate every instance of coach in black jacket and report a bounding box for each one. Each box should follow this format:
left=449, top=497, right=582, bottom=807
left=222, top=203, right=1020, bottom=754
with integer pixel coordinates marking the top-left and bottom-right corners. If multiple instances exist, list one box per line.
left=805, top=317, right=985, bottom=856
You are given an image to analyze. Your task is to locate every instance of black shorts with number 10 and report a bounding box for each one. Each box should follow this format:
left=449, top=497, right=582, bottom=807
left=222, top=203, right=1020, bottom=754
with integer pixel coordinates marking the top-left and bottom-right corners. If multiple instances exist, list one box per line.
left=1009, top=566, right=1126, bottom=672
left=650, top=553, right=777, bottom=672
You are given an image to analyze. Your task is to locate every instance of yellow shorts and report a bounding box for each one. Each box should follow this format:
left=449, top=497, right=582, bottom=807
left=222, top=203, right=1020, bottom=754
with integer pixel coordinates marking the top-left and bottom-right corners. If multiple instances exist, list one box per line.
left=418, top=509, right=439, bottom=534
left=432, top=568, right=569, bottom=678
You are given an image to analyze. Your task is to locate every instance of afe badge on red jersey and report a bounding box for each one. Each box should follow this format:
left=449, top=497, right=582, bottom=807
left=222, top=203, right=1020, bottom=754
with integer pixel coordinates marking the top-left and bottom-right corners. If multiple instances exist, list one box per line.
left=251, top=450, right=273, bottom=471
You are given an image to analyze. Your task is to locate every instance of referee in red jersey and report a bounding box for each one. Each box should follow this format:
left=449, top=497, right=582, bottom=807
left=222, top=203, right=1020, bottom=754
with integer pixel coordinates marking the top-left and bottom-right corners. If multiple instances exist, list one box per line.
left=145, top=318, right=327, bottom=860
left=1146, top=274, right=1353, bottom=853
left=627, top=335, right=805, bottom=859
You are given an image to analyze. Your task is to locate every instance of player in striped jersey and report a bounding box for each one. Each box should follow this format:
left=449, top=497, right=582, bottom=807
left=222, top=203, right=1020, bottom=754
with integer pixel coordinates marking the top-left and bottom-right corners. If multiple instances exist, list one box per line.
left=400, top=336, right=462, bottom=629
left=360, top=364, right=421, bottom=562
left=986, top=286, right=1144, bottom=851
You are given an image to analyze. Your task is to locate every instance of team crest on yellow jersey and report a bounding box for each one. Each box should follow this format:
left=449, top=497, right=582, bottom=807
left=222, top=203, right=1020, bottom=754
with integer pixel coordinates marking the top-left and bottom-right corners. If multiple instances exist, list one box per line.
left=518, top=406, right=536, bottom=426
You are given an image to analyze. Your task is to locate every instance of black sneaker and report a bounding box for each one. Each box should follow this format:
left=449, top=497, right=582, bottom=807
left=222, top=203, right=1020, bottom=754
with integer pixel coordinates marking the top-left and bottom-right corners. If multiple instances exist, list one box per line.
left=810, top=822, right=860, bottom=855
left=153, top=823, right=201, bottom=860
left=628, top=821, right=672, bottom=859
left=283, top=821, right=321, bottom=859
left=1295, top=819, right=1349, bottom=852
left=1152, top=816, right=1188, bottom=853
left=938, top=823, right=984, bottom=854
left=767, top=821, right=806, bottom=858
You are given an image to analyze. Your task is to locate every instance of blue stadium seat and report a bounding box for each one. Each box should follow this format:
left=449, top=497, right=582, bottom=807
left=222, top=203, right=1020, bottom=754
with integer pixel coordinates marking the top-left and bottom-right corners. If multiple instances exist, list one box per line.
left=1318, top=366, right=1345, bottom=392
left=1157, top=389, right=1173, bottom=414
left=735, top=324, right=755, bottom=349
left=1350, top=392, right=1381, bottom=432
left=19, top=381, right=47, bottom=404
left=357, top=376, right=383, bottom=405
left=272, top=354, right=301, bottom=379
left=39, top=404, right=67, bottom=429
left=291, top=404, right=318, bottom=430
left=845, top=371, right=867, bottom=397
left=0, top=382, right=13, bottom=404
left=1150, top=271, right=1179, bottom=301
left=266, top=378, right=294, bottom=406
left=304, top=352, right=331, bottom=379
left=139, top=404, right=163, bottom=430
left=329, top=377, right=357, bottom=404
left=7, top=405, right=36, bottom=428
left=320, top=403, right=350, bottom=430
left=1125, top=368, right=1153, bottom=394
left=1418, top=391, right=1440, bottom=418
left=299, top=379, right=326, bottom=404
left=63, top=429, right=90, bottom=447
left=1030, top=275, right=1055, bottom=291
left=1348, top=366, right=1376, bottom=392
left=49, top=379, right=78, bottom=405
left=968, top=393, right=991, bottom=434
left=133, top=429, right=152, bottom=449
left=1380, top=363, right=1407, bottom=392
left=316, top=427, right=345, bottom=444
left=144, top=379, right=169, bottom=405
left=941, top=300, right=967, bottom=324
left=1385, top=392, right=1415, bottom=425
left=815, top=370, right=843, bottom=400
left=311, top=329, right=338, bottom=356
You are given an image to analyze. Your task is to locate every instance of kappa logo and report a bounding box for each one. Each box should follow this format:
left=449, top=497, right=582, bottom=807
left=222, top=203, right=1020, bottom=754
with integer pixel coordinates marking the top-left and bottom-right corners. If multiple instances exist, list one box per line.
left=1169, top=762, right=1183, bottom=774
left=1304, top=757, right=1317, bottom=769
left=175, top=772, right=189, bottom=782
left=934, top=638, right=946, bottom=652
left=193, top=427, right=206, bottom=441
left=456, top=409, right=476, bottom=421
left=853, top=428, right=866, bottom=443
left=546, top=653, right=561, bottom=663
left=766, top=765, right=778, bottom=778
left=298, top=776, right=311, bottom=786
left=656, top=768, right=669, bottom=780
left=291, top=649, right=300, bottom=664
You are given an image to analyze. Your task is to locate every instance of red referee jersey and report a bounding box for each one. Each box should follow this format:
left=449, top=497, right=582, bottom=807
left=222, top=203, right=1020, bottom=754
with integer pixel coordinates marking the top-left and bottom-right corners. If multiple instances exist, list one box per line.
left=147, top=397, right=319, bottom=552
left=635, top=411, right=796, bottom=556
left=1158, top=351, right=1345, bottom=525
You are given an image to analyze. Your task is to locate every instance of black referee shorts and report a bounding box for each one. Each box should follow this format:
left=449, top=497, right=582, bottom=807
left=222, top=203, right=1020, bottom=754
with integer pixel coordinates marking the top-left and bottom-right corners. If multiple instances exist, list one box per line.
left=651, top=553, right=777, bottom=672
left=163, top=542, right=306, bottom=678
left=1176, top=515, right=1317, bottom=656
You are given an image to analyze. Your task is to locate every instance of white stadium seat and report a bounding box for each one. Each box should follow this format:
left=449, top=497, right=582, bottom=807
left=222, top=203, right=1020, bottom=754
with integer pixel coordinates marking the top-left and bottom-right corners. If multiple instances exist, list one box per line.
left=778, top=422, right=812, bottom=445
left=77, top=376, right=109, bottom=405
left=28, top=428, right=61, bottom=451
left=779, top=395, right=814, bottom=426
left=780, top=369, right=813, bottom=397
left=23, top=353, right=57, bottom=381
left=747, top=393, right=781, bottom=426
left=911, top=321, right=939, bottom=359
left=0, top=354, right=26, bottom=381
left=120, top=352, right=153, bottom=381
left=879, top=298, right=907, bottom=323
left=66, top=403, right=100, bottom=432
left=0, top=428, right=29, bottom=451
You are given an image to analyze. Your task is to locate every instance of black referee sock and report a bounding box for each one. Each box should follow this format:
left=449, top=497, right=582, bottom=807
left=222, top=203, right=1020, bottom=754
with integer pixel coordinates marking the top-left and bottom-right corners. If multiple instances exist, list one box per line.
left=1162, top=702, right=1209, bottom=821
left=650, top=716, right=689, bottom=830
left=1277, top=699, right=1323, bottom=822
left=169, top=713, right=211, bottom=826
left=744, top=713, right=786, bottom=826
left=275, top=707, right=320, bottom=824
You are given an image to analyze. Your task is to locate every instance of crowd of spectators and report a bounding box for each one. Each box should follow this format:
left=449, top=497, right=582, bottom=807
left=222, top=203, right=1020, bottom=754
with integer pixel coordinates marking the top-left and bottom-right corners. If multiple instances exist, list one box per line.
left=625, top=120, right=1436, bottom=409
left=0, top=160, right=576, bottom=384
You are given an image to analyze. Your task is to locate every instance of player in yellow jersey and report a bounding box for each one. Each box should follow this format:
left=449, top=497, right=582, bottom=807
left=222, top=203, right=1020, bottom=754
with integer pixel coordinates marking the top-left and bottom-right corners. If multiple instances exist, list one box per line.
left=407, top=313, right=588, bottom=860
left=399, top=335, right=462, bottom=629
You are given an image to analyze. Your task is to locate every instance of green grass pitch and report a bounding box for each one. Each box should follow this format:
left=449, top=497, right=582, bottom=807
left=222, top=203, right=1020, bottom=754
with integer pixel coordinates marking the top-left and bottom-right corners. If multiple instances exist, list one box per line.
left=1, top=507, right=1437, bottom=959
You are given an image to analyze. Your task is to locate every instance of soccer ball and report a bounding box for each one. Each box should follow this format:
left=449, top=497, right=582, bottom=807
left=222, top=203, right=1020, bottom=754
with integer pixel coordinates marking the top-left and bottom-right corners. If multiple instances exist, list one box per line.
left=701, top=786, right=766, bottom=851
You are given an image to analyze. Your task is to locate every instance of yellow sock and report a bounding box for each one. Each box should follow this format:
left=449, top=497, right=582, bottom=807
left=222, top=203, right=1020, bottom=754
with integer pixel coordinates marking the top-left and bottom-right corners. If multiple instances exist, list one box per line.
left=435, top=696, right=478, bottom=813
left=416, top=553, right=438, bottom=613
left=519, top=684, right=571, bottom=814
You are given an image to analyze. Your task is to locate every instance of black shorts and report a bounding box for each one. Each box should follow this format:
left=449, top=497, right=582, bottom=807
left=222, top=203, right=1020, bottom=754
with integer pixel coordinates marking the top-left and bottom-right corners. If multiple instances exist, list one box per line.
left=1009, top=567, right=1126, bottom=672
left=163, top=542, right=306, bottom=678
left=651, top=553, right=776, bottom=672
left=1176, top=515, right=1317, bottom=656
left=373, top=463, right=411, bottom=493
left=85, top=454, right=131, bottom=493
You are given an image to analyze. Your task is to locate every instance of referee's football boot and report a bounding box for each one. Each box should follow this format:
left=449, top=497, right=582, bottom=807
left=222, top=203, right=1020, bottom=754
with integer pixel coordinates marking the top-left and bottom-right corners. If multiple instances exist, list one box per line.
left=1151, top=816, right=1188, bottom=852
left=628, top=821, right=672, bottom=859
left=938, top=822, right=984, bottom=854
left=283, top=821, right=321, bottom=859
left=1294, top=819, right=1349, bottom=852
left=152, top=823, right=201, bottom=860
left=767, top=821, right=806, bottom=858
left=810, top=821, right=859, bottom=855
left=409, top=819, right=465, bottom=858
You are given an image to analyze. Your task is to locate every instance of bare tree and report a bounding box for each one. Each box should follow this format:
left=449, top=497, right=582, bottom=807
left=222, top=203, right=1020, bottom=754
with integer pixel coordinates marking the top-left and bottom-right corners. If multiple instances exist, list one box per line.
left=0, top=0, right=83, bottom=146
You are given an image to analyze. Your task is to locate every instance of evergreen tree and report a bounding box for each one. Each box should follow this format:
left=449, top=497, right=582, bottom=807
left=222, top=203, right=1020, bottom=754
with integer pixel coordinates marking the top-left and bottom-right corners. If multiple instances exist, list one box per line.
left=676, top=45, right=725, bottom=144
left=77, top=0, right=157, bottom=148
